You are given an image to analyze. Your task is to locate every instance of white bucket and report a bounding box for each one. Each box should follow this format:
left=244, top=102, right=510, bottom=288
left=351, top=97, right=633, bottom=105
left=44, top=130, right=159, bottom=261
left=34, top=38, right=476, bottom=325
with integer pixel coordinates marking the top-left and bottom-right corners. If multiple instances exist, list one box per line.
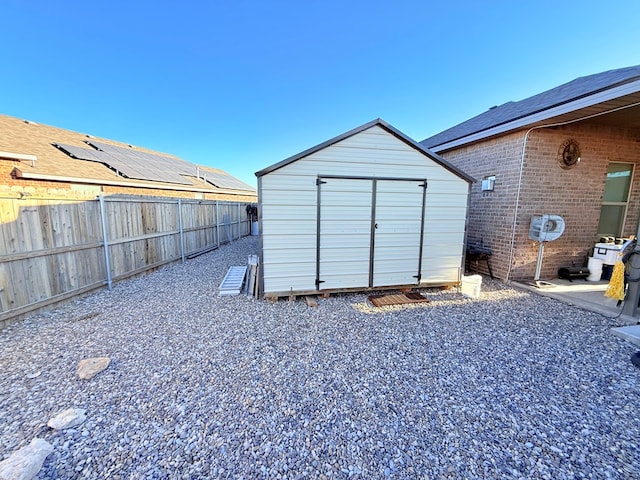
left=251, top=221, right=259, bottom=236
left=461, top=274, right=482, bottom=299
left=587, top=257, right=603, bottom=282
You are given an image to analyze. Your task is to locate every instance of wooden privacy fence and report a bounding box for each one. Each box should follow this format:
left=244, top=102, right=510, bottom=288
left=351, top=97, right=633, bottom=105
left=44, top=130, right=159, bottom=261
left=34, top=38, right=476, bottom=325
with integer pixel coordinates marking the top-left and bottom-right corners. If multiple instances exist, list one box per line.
left=0, top=195, right=254, bottom=325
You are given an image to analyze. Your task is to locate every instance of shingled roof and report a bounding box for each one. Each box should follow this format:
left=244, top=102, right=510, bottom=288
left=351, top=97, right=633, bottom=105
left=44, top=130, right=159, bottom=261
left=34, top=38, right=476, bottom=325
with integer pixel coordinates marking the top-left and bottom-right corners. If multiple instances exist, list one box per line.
left=0, top=114, right=256, bottom=195
left=421, top=65, right=640, bottom=151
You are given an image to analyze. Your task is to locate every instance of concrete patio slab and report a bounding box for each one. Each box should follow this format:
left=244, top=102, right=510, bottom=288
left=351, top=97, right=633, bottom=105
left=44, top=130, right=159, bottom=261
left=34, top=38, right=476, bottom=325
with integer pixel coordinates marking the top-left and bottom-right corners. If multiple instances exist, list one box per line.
left=611, top=325, right=640, bottom=347
left=513, top=279, right=640, bottom=347
left=512, top=279, right=623, bottom=318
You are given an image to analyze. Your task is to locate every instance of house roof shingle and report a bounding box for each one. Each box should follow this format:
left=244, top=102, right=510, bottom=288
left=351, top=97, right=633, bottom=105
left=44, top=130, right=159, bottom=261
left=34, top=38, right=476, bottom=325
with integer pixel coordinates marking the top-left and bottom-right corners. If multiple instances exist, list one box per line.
left=421, top=65, right=640, bottom=150
left=0, top=114, right=256, bottom=194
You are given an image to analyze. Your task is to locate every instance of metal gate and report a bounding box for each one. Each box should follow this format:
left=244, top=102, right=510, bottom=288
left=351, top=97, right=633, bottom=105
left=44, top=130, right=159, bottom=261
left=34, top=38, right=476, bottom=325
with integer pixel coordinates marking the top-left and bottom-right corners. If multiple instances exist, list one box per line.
left=315, top=175, right=427, bottom=290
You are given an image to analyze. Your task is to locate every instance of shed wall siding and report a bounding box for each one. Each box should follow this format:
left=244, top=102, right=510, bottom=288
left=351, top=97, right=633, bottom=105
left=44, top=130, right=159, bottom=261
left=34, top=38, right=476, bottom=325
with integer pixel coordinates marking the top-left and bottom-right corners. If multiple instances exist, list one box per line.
left=260, top=126, right=469, bottom=295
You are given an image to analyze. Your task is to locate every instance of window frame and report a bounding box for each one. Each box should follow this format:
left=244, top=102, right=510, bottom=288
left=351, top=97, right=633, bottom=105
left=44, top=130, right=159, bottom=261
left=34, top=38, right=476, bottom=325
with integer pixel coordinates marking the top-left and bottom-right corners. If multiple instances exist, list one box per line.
left=597, top=162, right=634, bottom=237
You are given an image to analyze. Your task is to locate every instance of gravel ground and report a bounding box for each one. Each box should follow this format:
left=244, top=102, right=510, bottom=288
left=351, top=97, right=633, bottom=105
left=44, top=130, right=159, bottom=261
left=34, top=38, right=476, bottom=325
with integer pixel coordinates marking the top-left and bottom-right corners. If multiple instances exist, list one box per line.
left=1, top=236, right=639, bottom=479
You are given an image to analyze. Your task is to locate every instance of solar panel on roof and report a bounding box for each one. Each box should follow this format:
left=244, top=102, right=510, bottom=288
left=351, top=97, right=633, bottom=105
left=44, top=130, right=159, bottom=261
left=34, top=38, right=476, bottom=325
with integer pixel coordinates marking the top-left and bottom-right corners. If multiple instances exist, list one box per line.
left=103, top=151, right=192, bottom=184
left=203, top=171, right=255, bottom=191
left=56, top=140, right=252, bottom=190
left=54, top=143, right=103, bottom=162
left=81, top=140, right=194, bottom=185
left=87, top=141, right=197, bottom=176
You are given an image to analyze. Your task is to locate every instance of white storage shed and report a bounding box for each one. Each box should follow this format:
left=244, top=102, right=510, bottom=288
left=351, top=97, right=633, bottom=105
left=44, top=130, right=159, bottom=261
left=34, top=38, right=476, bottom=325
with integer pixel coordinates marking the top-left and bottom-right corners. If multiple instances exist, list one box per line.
left=255, top=119, right=474, bottom=299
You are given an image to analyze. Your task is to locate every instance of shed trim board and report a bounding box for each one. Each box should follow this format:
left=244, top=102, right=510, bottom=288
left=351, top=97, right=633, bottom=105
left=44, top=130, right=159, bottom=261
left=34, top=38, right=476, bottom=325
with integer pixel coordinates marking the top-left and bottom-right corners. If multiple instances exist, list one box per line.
left=256, top=119, right=472, bottom=298
left=315, top=175, right=428, bottom=290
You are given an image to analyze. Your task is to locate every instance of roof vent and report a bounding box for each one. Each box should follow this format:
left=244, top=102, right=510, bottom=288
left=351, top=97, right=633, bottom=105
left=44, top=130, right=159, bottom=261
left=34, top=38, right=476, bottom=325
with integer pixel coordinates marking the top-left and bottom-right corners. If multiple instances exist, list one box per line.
left=85, top=134, right=95, bottom=139
left=24, top=120, right=39, bottom=126
left=488, top=105, right=498, bottom=110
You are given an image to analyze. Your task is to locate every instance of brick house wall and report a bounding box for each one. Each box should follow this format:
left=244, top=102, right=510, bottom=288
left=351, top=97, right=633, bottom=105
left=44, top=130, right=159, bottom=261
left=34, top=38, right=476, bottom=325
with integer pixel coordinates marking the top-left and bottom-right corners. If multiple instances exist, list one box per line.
left=1, top=159, right=80, bottom=199
left=440, top=124, right=640, bottom=281
left=438, top=132, right=525, bottom=280
left=0, top=160, right=18, bottom=179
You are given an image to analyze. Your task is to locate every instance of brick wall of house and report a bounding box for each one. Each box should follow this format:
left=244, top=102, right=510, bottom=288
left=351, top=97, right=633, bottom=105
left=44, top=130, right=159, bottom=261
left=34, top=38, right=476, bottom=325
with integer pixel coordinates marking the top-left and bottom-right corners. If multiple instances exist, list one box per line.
left=440, top=132, right=525, bottom=279
left=0, top=160, right=18, bottom=179
left=1, top=159, right=80, bottom=199
left=441, top=124, right=640, bottom=281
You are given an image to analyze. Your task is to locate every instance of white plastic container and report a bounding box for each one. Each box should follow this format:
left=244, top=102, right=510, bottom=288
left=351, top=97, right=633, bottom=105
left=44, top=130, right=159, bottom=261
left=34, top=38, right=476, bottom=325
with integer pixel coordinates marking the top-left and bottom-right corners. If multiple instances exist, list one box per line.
left=593, top=243, right=624, bottom=265
left=251, top=221, right=259, bottom=236
left=461, top=274, right=482, bottom=299
left=586, top=257, right=603, bottom=282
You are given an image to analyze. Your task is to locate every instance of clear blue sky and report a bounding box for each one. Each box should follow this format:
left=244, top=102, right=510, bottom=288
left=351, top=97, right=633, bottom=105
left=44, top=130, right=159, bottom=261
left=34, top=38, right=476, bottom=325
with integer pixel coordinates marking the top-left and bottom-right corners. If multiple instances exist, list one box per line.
left=2, top=1, right=639, bottom=187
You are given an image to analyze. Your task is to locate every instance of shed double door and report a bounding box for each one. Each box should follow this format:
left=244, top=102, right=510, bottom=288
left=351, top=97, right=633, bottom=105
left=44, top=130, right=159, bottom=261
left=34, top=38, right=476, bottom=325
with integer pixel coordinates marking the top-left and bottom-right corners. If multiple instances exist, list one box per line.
left=316, top=176, right=427, bottom=290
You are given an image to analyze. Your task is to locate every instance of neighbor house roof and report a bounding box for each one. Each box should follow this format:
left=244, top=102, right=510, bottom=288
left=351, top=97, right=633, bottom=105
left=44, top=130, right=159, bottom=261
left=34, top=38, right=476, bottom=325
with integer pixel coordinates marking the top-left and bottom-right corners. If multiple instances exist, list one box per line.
left=256, top=118, right=475, bottom=183
left=0, top=114, right=256, bottom=195
left=422, top=65, right=640, bottom=152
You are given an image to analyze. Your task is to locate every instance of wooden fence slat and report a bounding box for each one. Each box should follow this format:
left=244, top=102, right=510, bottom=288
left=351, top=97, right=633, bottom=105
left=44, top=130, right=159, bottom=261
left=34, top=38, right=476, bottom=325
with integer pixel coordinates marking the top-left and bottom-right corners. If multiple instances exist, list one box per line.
left=0, top=200, right=19, bottom=255
left=0, top=242, right=103, bottom=263
left=0, top=196, right=254, bottom=324
left=0, top=262, right=13, bottom=312
left=0, top=280, right=108, bottom=326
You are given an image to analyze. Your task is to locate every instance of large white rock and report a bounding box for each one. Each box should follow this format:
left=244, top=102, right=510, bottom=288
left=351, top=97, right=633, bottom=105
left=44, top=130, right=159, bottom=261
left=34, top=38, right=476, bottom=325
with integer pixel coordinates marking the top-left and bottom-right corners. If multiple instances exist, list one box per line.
left=0, top=438, right=53, bottom=480
left=47, top=408, right=87, bottom=430
left=77, top=357, right=110, bottom=380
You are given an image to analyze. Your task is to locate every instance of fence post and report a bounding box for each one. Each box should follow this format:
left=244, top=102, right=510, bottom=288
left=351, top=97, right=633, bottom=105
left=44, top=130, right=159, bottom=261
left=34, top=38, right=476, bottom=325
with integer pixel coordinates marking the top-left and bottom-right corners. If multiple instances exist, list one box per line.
left=216, top=201, right=220, bottom=249
left=237, top=202, right=241, bottom=239
left=98, top=194, right=113, bottom=290
left=178, top=198, right=185, bottom=264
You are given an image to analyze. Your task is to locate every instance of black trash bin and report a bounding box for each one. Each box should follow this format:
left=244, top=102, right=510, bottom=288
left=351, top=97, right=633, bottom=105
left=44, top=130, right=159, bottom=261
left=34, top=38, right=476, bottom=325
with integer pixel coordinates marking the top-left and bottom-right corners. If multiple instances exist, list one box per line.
left=601, top=263, right=614, bottom=281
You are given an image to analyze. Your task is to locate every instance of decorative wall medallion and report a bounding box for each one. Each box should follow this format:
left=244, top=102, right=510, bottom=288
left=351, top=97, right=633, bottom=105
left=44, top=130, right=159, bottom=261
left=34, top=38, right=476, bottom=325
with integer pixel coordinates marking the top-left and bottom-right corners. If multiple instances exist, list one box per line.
left=558, top=139, right=581, bottom=169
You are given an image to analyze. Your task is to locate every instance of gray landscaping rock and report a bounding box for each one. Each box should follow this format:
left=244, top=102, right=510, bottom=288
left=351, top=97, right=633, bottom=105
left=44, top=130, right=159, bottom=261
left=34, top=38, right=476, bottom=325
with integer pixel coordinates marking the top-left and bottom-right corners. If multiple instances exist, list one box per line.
left=0, top=438, right=53, bottom=480
left=47, top=408, right=87, bottom=430
left=77, top=357, right=110, bottom=380
left=1, top=237, right=639, bottom=479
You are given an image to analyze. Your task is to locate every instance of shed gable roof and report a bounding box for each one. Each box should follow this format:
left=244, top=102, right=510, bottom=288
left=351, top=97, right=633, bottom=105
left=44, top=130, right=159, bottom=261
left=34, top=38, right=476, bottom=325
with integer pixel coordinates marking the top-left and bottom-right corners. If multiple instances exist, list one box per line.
left=421, top=65, right=640, bottom=151
left=256, top=118, right=474, bottom=183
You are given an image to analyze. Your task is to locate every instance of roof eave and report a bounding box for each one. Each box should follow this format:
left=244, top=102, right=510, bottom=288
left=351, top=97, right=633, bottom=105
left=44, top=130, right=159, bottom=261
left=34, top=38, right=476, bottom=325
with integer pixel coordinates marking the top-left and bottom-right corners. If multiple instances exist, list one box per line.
left=12, top=169, right=256, bottom=196
left=0, top=151, right=37, bottom=163
left=428, top=78, right=640, bottom=153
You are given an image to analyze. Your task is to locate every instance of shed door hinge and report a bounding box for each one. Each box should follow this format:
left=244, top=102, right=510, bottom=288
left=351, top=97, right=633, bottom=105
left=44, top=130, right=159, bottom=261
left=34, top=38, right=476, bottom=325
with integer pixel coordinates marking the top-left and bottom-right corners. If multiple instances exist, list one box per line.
left=316, top=178, right=327, bottom=185
left=315, top=279, right=325, bottom=287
